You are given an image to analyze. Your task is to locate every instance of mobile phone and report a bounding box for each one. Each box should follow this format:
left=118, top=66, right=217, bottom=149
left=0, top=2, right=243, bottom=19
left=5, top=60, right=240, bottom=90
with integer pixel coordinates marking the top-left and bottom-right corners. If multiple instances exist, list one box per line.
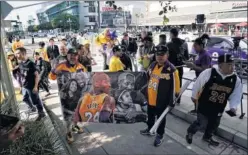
left=0, top=114, right=20, bottom=135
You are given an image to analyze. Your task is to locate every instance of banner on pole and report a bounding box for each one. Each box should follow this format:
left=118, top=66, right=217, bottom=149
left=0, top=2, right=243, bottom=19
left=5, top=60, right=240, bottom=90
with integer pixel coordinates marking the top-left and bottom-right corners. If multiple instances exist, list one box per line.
left=58, top=72, right=148, bottom=124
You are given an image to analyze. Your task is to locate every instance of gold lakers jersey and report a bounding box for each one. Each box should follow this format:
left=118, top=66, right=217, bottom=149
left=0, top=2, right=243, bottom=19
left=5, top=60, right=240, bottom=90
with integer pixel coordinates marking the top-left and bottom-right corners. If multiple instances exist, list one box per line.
left=79, top=93, right=108, bottom=122
left=148, top=64, right=164, bottom=106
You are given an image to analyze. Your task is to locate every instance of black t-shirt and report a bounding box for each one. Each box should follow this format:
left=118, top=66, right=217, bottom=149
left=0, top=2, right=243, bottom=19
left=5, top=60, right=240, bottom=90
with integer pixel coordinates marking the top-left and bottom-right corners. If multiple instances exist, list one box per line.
left=19, top=59, right=37, bottom=89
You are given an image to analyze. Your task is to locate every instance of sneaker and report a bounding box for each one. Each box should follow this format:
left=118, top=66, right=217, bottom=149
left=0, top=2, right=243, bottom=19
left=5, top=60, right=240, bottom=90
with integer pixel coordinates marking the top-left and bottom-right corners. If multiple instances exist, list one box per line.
left=66, top=132, right=74, bottom=144
left=72, top=125, right=84, bottom=134
left=186, top=133, right=193, bottom=144
left=140, top=128, right=155, bottom=136
left=35, top=112, right=46, bottom=121
left=189, top=110, right=197, bottom=115
left=154, top=134, right=164, bottom=147
left=202, top=137, right=219, bottom=146
left=28, top=106, right=37, bottom=113
left=45, top=92, right=51, bottom=97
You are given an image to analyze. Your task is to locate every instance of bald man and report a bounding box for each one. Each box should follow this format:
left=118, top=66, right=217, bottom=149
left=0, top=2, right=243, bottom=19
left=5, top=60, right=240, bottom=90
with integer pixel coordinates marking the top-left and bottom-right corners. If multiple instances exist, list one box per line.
left=74, top=73, right=115, bottom=124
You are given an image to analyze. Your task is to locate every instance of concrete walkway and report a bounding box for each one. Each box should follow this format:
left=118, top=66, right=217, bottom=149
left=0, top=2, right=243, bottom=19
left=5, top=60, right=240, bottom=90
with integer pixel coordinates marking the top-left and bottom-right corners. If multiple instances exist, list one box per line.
left=41, top=80, right=247, bottom=155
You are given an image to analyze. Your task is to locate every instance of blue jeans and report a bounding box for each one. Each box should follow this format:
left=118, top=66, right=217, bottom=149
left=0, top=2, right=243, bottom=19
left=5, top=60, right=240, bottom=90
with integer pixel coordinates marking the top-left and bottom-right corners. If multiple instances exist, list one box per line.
left=22, top=87, right=44, bottom=114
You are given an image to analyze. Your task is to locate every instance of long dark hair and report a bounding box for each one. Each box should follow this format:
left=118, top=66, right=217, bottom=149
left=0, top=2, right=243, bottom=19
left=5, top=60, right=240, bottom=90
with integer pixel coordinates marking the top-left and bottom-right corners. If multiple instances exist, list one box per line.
left=194, top=33, right=210, bottom=48
left=61, top=79, right=81, bottom=96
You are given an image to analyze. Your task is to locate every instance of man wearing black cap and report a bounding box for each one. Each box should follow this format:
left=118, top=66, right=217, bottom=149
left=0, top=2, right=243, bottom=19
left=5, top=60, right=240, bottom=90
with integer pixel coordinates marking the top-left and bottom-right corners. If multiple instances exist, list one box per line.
left=109, top=45, right=125, bottom=72
left=167, top=28, right=189, bottom=104
left=49, top=48, right=87, bottom=143
left=186, top=54, right=243, bottom=146
left=140, top=45, right=180, bottom=147
left=49, top=48, right=87, bottom=90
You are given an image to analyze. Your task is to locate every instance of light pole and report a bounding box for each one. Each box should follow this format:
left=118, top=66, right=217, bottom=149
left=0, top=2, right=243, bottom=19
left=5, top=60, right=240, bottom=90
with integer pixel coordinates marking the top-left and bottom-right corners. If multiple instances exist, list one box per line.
left=67, top=18, right=72, bottom=33
left=124, top=6, right=127, bottom=32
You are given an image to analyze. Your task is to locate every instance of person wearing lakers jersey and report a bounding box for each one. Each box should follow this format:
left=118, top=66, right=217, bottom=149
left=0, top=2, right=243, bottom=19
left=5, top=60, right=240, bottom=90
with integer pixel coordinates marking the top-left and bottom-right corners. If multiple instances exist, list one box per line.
left=74, top=73, right=115, bottom=124
left=140, top=45, right=180, bottom=147
left=49, top=48, right=87, bottom=143
left=49, top=48, right=87, bottom=90
left=186, top=54, right=243, bottom=146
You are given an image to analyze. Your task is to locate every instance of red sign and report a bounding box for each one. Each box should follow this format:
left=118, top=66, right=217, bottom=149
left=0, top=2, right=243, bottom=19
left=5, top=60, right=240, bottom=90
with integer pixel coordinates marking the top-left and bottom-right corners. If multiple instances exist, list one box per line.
left=102, top=7, right=114, bottom=12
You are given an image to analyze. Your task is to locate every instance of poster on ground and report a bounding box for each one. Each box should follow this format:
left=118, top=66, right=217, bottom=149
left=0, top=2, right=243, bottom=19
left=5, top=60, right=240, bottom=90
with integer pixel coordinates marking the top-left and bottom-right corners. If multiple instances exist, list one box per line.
left=58, top=72, right=148, bottom=124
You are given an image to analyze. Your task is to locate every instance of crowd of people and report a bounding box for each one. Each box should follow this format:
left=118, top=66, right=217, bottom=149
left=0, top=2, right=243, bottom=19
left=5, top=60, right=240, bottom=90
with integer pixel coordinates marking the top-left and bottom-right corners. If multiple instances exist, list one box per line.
left=1, top=27, right=243, bottom=149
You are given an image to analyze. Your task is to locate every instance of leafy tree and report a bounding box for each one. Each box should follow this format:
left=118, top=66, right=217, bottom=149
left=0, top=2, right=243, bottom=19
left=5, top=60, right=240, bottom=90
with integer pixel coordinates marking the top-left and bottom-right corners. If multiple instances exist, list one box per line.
left=38, top=22, right=53, bottom=30
left=158, top=1, right=177, bottom=25
left=27, top=25, right=39, bottom=32
left=51, top=13, right=79, bottom=31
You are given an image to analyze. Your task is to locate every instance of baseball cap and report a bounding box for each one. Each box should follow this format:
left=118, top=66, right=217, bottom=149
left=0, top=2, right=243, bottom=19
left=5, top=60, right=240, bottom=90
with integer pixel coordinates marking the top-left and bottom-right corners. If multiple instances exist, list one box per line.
left=67, top=48, right=78, bottom=55
left=113, top=45, right=122, bottom=53
left=154, top=45, right=169, bottom=56
left=159, top=34, right=166, bottom=39
left=218, top=54, right=234, bottom=64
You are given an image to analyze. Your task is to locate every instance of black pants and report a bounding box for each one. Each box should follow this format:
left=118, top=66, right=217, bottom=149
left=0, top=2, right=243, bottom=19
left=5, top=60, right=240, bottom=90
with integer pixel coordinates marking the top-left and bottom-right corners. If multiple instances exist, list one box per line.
left=39, top=79, right=49, bottom=93
left=22, top=87, right=44, bottom=114
left=87, top=66, right=92, bottom=72
left=147, top=105, right=166, bottom=136
left=177, top=67, right=183, bottom=103
left=187, top=113, right=221, bottom=139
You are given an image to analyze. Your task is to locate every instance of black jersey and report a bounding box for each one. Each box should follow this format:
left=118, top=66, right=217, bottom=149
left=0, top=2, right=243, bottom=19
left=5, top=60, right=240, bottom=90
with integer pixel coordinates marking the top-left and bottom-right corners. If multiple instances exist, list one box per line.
left=197, top=68, right=237, bottom=117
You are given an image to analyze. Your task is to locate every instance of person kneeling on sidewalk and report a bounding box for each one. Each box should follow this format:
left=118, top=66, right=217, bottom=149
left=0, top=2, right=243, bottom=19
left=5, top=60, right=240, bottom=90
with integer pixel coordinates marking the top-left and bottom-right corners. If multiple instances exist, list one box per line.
left=186, top=54, right=243, bottom=146
left=15, top=47, right=46, bottom=121
left=140, top=45, right=180, bottom=147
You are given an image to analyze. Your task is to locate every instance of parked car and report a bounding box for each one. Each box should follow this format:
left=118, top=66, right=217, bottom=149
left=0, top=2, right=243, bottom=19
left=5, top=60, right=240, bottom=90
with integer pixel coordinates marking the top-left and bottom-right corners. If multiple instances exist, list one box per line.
left=47, top=33, right=57, bottom=39
left=179, top=31, right=198, bottom=42
left=37, top=33, right=46, bottom=38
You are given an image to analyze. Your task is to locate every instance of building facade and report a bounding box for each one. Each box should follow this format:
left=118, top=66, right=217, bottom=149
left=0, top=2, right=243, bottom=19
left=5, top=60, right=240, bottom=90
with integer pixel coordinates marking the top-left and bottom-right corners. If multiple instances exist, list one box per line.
left=140, top=1, right=247, bottom=26
left=37, top=1, right=99, bottom=31
left=79, top=1, right=98, bottom=31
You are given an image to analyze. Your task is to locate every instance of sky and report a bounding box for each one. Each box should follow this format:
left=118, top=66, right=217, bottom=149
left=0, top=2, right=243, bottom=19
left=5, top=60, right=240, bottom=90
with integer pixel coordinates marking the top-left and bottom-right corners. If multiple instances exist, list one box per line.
left=5, top=1, right=45, bottom=26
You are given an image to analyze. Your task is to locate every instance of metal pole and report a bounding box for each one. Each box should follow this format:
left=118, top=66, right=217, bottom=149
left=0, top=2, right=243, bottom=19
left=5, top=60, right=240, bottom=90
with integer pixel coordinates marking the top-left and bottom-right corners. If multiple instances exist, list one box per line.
left=1, top=17, right=19, bottom=117
left=97, top=1, right=101, bottom=33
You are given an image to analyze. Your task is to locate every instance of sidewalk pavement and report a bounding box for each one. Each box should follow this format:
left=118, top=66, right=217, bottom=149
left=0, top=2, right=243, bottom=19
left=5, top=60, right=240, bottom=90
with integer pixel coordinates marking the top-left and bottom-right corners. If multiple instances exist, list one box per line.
left=41, top=80, right=247, bottom=155
left=172, top=70, right=248, bottom=149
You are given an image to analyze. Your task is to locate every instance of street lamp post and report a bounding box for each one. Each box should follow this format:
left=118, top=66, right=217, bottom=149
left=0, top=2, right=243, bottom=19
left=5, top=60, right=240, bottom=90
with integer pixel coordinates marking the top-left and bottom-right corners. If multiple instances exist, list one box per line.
left=67, top=18, right=72, bottom=33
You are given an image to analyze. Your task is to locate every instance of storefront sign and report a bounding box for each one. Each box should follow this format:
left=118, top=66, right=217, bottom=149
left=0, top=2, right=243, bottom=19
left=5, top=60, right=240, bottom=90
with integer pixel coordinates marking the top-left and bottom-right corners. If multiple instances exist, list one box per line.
left=102, top=7, right=114, bottom=12
left=232, top=2, right=247, bottom=9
